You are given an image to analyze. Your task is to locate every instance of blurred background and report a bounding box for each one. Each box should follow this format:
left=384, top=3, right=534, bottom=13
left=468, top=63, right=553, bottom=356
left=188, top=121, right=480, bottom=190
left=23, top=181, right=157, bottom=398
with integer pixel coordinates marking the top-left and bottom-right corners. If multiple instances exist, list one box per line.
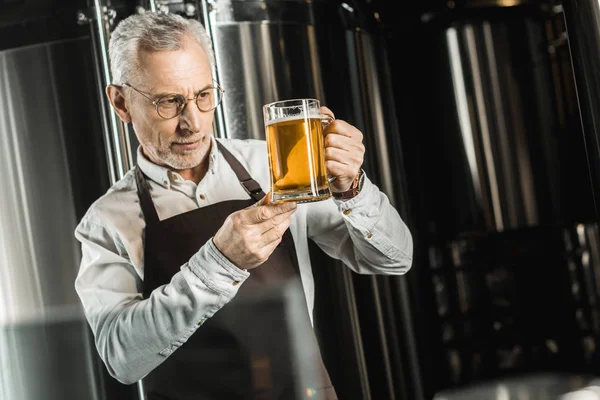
left=2, top=0, right=600, bottom=399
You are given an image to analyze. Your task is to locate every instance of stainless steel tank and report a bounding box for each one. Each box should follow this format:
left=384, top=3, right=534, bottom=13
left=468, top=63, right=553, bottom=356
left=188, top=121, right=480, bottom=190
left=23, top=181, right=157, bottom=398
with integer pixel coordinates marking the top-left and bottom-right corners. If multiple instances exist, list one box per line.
left=382, top=0, right=600, bottom=396
left=562, top=0, right=600, bottom=225
left=0, top=36, right=112, bottom=400
left=397, top=3, right=594, bottom=237
left=203, top=0, right=404, bottom=204
left=200, top=1, right=418, bottom=399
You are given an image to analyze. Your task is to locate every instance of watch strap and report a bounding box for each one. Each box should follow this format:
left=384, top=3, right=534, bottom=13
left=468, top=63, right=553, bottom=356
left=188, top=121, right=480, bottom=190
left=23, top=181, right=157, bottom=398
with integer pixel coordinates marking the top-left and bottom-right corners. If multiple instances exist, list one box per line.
left=331, top=170, right=363, bottom=200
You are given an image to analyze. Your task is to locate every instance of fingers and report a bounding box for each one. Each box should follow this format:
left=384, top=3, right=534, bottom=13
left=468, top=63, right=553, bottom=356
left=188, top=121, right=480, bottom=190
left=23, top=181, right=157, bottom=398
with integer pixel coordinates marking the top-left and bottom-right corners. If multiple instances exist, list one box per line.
left=270, top=207, right=297, bottom=225
left=246, top=199, right=297, bottom=224
left=325, top=136, right=364, bottom=160
left=320, top=106, right=335, bottom=121
left=238, top=206, right=294, bottom=262
left=323, top=119, right=363, bottom=141
left=325, top=129, right=364, bottom=150
left=326, top=159, right=353, bottom=179
left=252, top=206, right=295, bottom=246
left=325, top=145, right=363, bottom=167
left=213, top=191, right=298, bottom=269
left=323, top=122, right=364, bottom=180
left=258, top=213, right=293, bottom=247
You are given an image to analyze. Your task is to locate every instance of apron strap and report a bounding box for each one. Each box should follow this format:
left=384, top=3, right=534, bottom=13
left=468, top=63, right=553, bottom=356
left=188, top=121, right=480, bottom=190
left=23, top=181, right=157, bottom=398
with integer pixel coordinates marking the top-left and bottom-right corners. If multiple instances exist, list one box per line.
left=135, top=166, right=160, bottom=225
left=134, top=140, right=266, bottom=224
left=216, top=140, right=266, bottom=202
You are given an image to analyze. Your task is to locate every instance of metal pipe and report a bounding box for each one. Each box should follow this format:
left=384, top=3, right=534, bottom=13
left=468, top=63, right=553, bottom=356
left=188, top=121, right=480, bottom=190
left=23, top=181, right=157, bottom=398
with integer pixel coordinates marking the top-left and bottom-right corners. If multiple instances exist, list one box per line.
left=148, top=0, right=157, bottom=13
left=79, top=1, right=134, bottom=183
left=199, top=0, right=228, bottom=139
left=341, top=269, right=372, bottom=400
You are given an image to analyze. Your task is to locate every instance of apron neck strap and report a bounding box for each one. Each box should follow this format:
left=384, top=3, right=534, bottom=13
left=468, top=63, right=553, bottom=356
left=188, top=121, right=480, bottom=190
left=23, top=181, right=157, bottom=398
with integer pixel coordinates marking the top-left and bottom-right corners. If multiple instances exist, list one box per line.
left=134, top=140, right=266, bottom=224
left=216, top=140, right=266, bottom=203
left=135, top=166, right=160, bottom=225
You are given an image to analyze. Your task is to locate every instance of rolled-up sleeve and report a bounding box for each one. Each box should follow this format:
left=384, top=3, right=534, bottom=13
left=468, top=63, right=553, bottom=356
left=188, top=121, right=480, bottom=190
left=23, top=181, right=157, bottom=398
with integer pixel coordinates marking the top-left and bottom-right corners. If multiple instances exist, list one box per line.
left=74, top=219, right=249, bottom=384
left=306, top=173, right=413, bottom=275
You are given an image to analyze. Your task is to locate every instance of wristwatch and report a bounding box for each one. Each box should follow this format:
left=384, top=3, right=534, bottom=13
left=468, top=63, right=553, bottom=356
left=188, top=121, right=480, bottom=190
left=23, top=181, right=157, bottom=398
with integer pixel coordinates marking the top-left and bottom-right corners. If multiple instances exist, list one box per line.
left=331, top=170, right=363, bottom=200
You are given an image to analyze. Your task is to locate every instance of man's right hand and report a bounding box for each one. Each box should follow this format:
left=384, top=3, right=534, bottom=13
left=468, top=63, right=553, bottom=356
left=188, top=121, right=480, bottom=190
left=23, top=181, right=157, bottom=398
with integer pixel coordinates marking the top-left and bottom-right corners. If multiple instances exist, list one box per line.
left=213, top=194, right=297, bottom=270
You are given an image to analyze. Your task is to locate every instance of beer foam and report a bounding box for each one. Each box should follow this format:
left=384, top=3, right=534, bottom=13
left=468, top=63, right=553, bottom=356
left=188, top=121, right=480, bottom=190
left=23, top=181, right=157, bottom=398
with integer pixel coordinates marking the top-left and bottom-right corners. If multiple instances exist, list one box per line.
left=266, top=112, right=324, bottom=125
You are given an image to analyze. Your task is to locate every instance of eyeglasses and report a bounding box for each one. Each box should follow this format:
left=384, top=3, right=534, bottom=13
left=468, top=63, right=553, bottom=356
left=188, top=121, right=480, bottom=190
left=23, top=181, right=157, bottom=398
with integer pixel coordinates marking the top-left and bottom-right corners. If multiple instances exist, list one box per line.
left=122, top=82, right=224, bottom=120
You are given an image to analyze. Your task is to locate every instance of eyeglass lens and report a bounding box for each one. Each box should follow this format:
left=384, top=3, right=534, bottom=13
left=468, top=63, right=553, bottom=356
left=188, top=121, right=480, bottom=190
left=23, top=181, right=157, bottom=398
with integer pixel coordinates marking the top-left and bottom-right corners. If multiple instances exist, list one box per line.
left=155, top=87, right=223, bottom=119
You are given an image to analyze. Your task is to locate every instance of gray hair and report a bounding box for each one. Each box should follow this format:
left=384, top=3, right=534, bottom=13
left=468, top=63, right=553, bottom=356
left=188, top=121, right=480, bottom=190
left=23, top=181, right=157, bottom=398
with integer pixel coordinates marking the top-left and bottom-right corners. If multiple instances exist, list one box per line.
left=108, top=12, right=216, bottom=85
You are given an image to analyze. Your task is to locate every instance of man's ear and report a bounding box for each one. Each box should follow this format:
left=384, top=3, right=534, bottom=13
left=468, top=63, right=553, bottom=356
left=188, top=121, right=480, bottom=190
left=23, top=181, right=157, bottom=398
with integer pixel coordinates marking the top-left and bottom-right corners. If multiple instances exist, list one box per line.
left=106, top=84, right=132, bottom=123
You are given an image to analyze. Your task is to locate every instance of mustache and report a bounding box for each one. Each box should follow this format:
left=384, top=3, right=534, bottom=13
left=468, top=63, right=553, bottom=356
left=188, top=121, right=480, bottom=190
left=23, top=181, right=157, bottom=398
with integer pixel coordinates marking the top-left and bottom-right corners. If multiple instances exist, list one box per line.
left=171, top=132, right=205, bottom=144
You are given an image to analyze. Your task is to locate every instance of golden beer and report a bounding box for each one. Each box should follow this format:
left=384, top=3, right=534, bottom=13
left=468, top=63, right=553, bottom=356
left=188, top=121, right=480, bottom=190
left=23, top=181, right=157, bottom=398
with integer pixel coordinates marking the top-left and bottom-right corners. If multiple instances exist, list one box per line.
left=266, top=115, right=331, bottom=203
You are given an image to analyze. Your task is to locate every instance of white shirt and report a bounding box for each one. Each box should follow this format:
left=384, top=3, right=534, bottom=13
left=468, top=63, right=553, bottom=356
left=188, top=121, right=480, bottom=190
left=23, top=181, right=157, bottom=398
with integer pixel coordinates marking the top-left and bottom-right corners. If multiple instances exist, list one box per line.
left=74, top=136, right=413, bottom=384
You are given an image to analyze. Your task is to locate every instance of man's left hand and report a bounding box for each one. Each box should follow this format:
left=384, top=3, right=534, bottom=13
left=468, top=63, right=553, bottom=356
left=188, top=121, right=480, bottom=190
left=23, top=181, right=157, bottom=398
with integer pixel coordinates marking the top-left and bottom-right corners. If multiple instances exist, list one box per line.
left=320, top=106, right=365, bottom=192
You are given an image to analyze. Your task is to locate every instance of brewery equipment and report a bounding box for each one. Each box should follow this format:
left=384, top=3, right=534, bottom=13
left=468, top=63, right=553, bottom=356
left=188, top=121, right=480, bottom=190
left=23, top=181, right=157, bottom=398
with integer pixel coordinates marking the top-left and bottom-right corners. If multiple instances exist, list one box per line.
left=0, top=1, right=112, bottom=399
left=200, top=1, right=417, bottom=398
left=4, top=0, right=600, bottom=398
left=377, top=0, right=600, bottom=397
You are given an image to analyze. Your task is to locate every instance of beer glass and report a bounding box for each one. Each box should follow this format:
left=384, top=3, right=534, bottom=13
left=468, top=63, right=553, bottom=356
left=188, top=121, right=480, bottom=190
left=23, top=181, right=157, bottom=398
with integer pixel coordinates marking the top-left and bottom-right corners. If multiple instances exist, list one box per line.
left=263, top=99, right=333, bottom=203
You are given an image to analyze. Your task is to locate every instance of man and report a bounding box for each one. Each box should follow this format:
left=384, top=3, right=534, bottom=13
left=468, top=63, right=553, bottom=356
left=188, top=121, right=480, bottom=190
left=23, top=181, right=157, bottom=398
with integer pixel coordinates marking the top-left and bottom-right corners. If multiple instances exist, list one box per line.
left=74, top=11, right=413, bottom=400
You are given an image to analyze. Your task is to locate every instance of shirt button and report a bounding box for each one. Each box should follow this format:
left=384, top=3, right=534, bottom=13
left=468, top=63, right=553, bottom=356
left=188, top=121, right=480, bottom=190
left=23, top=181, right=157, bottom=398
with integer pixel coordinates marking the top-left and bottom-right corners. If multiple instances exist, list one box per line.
left=199, top=194, right=206, bottom=200
left=232, top=281, right=240, bottom=286
left=366, top=233, right=373, bottom=239
left=343, top=209, right=352, bottom=215
left=163, top=180, right=168, bottom=185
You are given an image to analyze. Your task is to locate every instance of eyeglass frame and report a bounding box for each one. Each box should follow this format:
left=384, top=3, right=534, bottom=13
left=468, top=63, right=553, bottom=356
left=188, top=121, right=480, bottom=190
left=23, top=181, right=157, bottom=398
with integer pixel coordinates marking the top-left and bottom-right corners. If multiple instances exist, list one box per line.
left=119, top=81, right=225, bottom=120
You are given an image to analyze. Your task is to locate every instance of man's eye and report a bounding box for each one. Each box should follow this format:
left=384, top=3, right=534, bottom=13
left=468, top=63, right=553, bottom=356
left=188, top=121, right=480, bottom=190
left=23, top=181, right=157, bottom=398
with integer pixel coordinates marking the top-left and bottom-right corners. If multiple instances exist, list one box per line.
left=159, top=96, right=182, bottom=105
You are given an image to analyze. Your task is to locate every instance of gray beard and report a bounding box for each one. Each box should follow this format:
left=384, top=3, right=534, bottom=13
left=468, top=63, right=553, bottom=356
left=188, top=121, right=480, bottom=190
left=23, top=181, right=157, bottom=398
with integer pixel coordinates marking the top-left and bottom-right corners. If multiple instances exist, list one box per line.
left=159, top=150, right=204, bottom=170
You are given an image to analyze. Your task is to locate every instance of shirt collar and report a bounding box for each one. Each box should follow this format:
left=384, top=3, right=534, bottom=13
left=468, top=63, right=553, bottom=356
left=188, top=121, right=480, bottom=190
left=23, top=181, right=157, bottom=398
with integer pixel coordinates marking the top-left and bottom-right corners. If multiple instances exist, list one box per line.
left=136, top=136, right=220, bottom=188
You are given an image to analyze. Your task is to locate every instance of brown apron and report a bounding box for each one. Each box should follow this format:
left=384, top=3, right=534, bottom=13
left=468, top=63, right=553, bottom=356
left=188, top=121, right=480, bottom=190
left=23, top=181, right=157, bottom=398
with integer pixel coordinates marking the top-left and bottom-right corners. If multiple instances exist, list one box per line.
left=135, top=141, right=337, bottom=400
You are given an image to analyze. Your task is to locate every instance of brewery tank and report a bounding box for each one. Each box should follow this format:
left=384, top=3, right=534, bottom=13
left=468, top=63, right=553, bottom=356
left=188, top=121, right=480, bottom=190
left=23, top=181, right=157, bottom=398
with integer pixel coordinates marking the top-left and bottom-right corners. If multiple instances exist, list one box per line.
left=380, top=0, right=600, bottom=396
left=562, top=0, right=600, bottom=219
left=0, top=0, right=115, bottom=399
left=0, top=0, right=418, bottom=398
left=200, top=1, right=419, bottom=399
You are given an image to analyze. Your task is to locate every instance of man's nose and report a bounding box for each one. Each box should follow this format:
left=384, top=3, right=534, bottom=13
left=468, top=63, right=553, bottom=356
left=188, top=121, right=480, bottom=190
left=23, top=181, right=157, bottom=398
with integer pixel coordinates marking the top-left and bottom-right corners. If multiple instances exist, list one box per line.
left=179, top=101, right=205, bottom=132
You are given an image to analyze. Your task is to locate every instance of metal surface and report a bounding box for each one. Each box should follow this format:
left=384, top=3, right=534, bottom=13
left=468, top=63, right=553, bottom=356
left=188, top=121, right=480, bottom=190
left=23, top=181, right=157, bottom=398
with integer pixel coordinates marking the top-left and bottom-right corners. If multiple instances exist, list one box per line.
left=463, top=0, right=541, bottom=7
left=79, top=1, right=134, bottom=183
left=202, top=2, right=368, bottom=397
left=384, top=3, right=597, bottom=396
left=345, top=22, right=424, bottom=400
left=434, top=373, right=590, bottom=400
left=200, top=1, right=419, bottom=399
left=0, top=37, right=109, bottom=400
left=403, top=10, right=593, bottom=238
left=204, top=0, right=326, bottom=140
left=447, top=21, right=541, bottom=231
left=569, top=222, right=600, bottom=362
left=562, top=0, right=600, bottom=219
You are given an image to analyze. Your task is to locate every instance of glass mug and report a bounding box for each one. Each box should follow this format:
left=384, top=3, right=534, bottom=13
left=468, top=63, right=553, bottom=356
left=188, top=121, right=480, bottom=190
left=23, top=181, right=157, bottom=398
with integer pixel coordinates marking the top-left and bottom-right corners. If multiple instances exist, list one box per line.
left=263, top=98, right=333, bottom=203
